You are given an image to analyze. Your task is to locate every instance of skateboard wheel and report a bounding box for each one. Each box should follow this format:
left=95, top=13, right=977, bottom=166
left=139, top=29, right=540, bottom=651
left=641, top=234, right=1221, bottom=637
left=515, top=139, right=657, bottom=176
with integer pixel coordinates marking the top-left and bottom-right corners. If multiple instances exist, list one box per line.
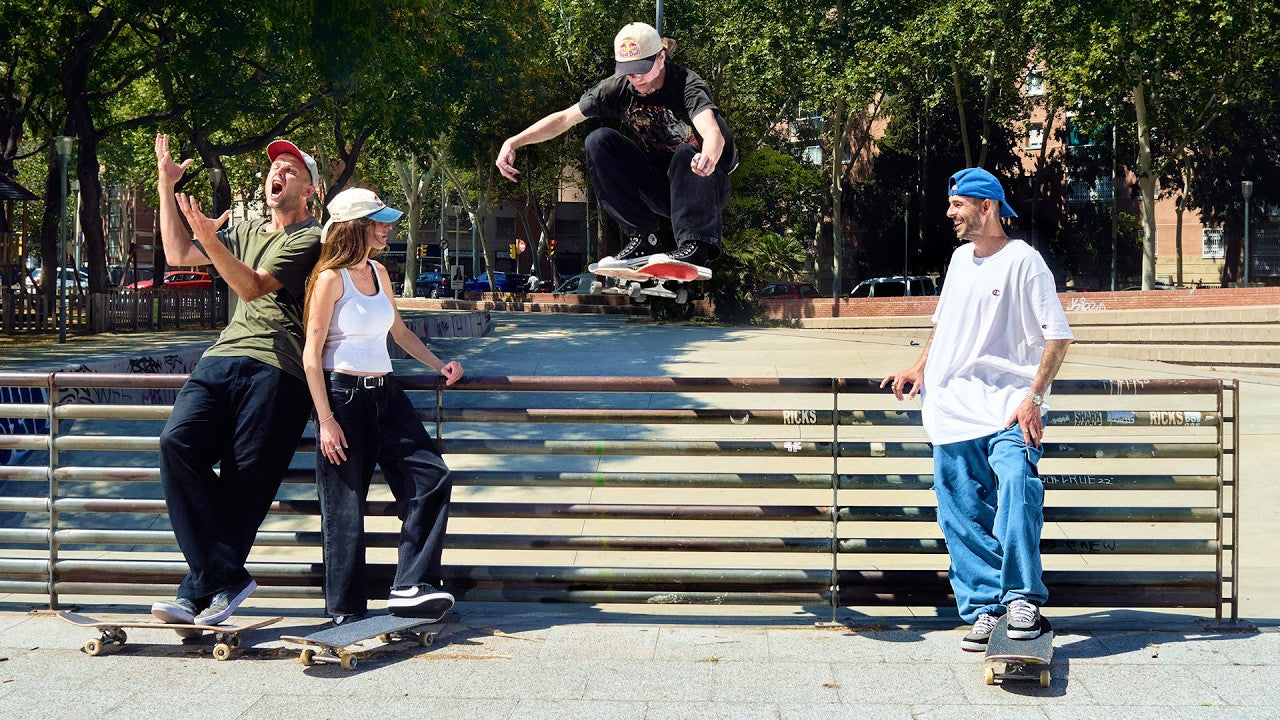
left=675, top=288, right=688, bottom=304
left=111, top=629, right=127, bottom=645
left=212, top=643, right=233, bottom=661
left=1040, top=670, right=1050, bottom=687
left=228, top=635, right=242, bottom=650
left=299, top=648, right=316, bottom=666
left=84, top=638, right=103, bottom=656
left=984, top=667, right=995, bottom=685
left=418, top=631, right=434, bottom=647
left=340, top=653, right=358, bottom=671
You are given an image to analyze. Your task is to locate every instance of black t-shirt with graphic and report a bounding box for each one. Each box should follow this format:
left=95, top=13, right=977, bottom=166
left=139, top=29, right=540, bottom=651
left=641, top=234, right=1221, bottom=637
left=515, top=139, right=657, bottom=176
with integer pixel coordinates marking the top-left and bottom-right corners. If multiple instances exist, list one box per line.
left=579, top=64, right=737, bottom=170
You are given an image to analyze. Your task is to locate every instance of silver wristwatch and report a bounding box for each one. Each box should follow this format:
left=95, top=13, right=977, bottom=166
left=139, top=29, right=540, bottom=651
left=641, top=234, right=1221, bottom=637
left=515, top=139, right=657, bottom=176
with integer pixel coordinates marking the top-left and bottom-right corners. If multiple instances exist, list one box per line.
left=1025, top=389, right=1045, bottom=407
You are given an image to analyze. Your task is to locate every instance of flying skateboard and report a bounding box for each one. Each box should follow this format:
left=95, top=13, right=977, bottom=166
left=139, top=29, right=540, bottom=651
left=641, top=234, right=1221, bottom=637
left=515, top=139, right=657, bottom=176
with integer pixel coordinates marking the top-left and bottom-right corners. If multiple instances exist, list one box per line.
left=590, top=254, right=711, bottom=305
left=280, top=613, right=445, bottom=671
left=983, top=614, right=1054, bottom=687
left=57, top=611, right=282, bottom=661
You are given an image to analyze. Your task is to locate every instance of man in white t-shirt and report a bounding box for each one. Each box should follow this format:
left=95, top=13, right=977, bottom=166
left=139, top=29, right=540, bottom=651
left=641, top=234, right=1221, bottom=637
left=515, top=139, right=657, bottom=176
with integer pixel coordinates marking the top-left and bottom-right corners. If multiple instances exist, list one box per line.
left=882, top=167, right=1073, bottom=652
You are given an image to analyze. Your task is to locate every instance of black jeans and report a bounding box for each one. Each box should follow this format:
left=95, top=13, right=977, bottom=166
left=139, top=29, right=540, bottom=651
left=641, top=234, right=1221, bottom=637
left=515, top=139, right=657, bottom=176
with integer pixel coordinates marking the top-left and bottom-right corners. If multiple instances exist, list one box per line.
left=584, top=127, right=731, bottom=246
left=158, top=355, right=311, bottom=601
left=318, top=373, right=452, bottom=616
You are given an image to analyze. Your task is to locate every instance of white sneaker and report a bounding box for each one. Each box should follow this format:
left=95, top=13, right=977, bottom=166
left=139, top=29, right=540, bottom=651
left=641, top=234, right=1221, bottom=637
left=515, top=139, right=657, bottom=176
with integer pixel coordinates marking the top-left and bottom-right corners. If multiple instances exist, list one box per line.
left=387, top=585, right=455, bottom=619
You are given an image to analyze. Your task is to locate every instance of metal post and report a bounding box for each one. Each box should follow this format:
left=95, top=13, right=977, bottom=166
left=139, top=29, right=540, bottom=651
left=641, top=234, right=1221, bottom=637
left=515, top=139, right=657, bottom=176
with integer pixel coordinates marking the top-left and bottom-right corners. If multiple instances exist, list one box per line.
left=1241, top=181, right=1253, bottom=287
left=655, top=0, right=663, bottom=34
left=44, top=372, right=59, bottom=609
left=208, top=167, right=224, bottom=327
left=902, top=192, right=910, bottom=295
left=55, top=136, right=74, bottom=343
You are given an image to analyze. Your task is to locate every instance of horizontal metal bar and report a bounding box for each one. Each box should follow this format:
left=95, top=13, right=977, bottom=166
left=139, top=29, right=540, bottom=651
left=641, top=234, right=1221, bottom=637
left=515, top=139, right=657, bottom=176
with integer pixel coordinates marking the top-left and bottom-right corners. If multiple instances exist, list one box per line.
left=453, top=471, right=836, bottom=489
left=0, top=468, right=48, bottom=484
left=0, top=373, right=53, bottom=388
left=0, top=581, right=50, bottom=594
left=444, top=535, right=832, bottom=552
left=450, top=503, right=832, bottom=522
left=0, top=404, right=48, bottom=419
left=1040, top=475, right=1220, bottom=490
left=441, top=439, right=841, bottom=457
left=836, top=538, right=1218, bottom=554
left=435, top=376, right=834, bottom=393
left=0, top=528, right=48, bottom=543
left=49, top=373, right=187, bottom=389
left=54, top=436, right=158, bottom=452
left=56, top=404, right=171, bottom=420
left=455, top=588, right=829, bottom=605
left=0, top=436, right=48, bottom=451
left=834, top=507, right=1219, bottom=523
left=836, top=569, right=1219, bottom=588
left=0, top=558, right=49, bottom=577
left=1045, top=410, right=1220, bottom=428
left=1046, top=378, right=1224, bottom=395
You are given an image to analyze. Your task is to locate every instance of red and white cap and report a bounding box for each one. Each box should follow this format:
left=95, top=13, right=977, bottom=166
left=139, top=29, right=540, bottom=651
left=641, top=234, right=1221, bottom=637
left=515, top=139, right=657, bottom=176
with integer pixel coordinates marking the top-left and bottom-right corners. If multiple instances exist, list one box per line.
left=266, top=139, right=319, bottom=187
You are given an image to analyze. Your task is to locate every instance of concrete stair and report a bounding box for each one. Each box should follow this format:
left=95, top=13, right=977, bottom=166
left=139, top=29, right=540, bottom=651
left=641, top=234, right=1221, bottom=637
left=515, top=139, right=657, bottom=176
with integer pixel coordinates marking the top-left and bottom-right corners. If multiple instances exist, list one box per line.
left=804, top=306, right=1280, bottom=369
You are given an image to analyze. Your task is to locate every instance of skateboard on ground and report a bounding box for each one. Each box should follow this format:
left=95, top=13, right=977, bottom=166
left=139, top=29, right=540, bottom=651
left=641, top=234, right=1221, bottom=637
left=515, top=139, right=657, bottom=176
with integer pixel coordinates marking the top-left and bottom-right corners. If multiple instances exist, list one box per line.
left=57, top=611, right=282, bottom=661
left=590, top=254, right=710, bottom=305
left=280, top=613, right=444, bottom=671
left=983, top=614, right=1054, bottom=687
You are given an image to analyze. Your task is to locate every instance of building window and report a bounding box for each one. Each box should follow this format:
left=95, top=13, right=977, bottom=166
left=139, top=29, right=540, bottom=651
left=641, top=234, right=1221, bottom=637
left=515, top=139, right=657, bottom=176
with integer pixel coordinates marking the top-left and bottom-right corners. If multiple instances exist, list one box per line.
left=1202, top=228, right=1225, bottom=259
left=1026, top=126, right=1044, bottom=150
left=1025, top=69, right=1045, bottom=96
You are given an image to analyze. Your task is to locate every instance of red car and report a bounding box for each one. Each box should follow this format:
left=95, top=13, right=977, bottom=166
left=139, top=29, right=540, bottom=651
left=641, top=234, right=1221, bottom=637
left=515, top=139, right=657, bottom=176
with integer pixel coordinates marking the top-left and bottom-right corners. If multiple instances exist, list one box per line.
left=128, top=271, right=214, bottom=291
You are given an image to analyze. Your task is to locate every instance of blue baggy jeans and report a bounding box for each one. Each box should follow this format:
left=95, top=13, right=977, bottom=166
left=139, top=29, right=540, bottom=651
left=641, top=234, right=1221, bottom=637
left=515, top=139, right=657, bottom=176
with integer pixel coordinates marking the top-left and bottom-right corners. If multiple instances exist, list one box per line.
left=933, top=423, right=1048, bottom=622
left=158, top=356, right=312, bottom=601
left=317, top=375, right=452, bottom=617
left=584, top=126, right=730, bottom=247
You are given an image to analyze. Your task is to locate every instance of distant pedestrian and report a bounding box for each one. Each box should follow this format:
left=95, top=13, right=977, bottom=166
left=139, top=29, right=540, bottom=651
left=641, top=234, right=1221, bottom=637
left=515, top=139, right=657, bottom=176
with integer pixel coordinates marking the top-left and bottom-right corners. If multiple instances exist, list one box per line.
left=881, top=167, right=1073, bottom=651
left=302, top=188, right=463, bottom=625
left=526, top=273, right=541, bottom=293
left=151, top=135, right=321, bottom=625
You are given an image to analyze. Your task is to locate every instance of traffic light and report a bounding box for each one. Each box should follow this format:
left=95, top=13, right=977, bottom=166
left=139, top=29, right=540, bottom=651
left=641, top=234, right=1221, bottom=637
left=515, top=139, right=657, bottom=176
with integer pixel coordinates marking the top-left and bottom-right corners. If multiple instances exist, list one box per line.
left=509, top=243, right=518, bottom=258
left=548, top=239, right=557, bottom=257
left=417, top=244, right=428, bottom=259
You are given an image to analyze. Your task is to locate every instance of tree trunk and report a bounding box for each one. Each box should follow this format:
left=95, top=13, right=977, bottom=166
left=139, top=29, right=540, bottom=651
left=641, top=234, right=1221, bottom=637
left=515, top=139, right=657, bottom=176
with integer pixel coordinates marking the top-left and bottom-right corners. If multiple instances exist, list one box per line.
left=950, top=60, right=972, bottom=168
left=38, top=146, right=61, bottom=308
left=829, top=98, right=845, bottom=298
left=1132, top=78, right=1158, bottom=290
left=976, top=49, right=997, bottom=168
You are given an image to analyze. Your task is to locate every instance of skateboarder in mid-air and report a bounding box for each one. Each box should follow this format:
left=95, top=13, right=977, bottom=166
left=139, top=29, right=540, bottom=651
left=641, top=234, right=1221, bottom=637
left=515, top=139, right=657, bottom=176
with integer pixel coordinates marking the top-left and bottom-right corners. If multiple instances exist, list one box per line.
left=495, top=21, right=736, bottom=276
left=881, top=167, right=1073, bottom=651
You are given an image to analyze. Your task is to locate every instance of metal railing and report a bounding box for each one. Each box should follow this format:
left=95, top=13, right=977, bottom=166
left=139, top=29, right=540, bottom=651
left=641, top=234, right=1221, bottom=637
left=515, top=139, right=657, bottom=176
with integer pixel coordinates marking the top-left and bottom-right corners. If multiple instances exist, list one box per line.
left=0, top=373, right=1240, bottom=621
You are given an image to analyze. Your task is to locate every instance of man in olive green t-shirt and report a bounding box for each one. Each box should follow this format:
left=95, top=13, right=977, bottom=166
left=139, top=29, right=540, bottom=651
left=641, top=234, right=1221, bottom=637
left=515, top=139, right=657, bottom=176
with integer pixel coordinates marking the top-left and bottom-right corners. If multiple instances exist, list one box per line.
left=149, top=134, right=321, bottom=626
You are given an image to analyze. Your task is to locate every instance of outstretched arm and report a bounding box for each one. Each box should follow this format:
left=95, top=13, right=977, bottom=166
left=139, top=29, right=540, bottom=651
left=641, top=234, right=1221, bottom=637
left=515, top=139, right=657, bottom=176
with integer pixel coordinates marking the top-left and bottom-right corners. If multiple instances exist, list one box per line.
left=496, top=104, right=587, bottom=182
left=174, top=194, right=284, bottom=303
left=155, top=134, right=209, bottom=267
left=689, top=108, right=725, bottom=176
left=378, top=264, right=463, bottom=384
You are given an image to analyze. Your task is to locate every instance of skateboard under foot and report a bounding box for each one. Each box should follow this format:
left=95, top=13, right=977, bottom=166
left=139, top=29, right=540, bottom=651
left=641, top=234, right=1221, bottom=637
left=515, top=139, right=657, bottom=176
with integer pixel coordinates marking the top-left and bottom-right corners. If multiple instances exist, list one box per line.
left=280, top=613, right=445, bottom=671
left=57, top=611, right=282, bottom=661
left=983, top=614, right=1054, bottom=687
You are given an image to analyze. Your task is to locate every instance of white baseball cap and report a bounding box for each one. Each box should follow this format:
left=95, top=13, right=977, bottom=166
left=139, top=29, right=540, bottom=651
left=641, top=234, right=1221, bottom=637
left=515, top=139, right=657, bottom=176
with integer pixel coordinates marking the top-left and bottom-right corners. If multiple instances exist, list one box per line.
left=321, top=188, right=403, bottom=243
left=614, top=22, right=663, bottom=75
left=266, top=139, right=319, bottom=187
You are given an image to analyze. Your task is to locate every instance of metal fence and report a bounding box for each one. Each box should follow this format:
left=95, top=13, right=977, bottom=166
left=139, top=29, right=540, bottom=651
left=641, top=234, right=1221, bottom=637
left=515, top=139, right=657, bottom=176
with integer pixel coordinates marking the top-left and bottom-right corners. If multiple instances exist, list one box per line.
left=0, top=288, right=222, bottom=335
left=0, top=373, right=1240, bottom=621
left=0, top=288, right=88, bottom=334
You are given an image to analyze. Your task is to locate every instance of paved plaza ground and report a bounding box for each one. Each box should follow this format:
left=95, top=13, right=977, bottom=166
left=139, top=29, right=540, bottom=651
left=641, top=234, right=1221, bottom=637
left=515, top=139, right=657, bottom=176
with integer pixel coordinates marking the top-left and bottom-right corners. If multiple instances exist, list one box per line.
left=2, top=312, right=1279, bottom=719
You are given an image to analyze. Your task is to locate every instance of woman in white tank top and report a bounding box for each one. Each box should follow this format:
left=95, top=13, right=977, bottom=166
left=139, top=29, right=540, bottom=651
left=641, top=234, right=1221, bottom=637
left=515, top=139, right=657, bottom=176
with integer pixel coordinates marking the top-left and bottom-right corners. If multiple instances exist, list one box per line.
left=301, top=188, right=463, bottom=625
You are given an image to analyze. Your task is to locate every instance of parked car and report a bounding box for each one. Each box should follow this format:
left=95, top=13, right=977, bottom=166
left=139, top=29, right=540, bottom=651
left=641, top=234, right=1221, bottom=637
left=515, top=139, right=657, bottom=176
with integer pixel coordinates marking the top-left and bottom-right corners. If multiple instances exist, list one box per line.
left=414, top=270, right=450, bottom=298
left=127, top=271, right=214, bottom=291
left=1122, top=283, right=1176, bottom=291
left=552, top=273, right=605, bottom=295
left=29, top=267, right=90, bottom=292
left=759, top=281, right=821, bottom=299
left=464, top=271, right=527, bottom=293
left=849, top=275, right=937, bottom=298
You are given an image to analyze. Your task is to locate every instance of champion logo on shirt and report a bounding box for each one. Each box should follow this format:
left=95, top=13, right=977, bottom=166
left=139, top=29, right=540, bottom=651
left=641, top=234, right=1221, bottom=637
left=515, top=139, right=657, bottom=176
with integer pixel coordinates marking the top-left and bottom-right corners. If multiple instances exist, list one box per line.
left=991, top=289, right=1001, bottom=296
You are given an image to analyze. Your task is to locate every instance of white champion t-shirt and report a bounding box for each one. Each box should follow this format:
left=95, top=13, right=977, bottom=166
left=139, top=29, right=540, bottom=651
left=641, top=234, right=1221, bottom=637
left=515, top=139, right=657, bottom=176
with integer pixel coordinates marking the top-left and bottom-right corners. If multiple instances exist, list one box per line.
left=922, top=239, right=1073, bottom=445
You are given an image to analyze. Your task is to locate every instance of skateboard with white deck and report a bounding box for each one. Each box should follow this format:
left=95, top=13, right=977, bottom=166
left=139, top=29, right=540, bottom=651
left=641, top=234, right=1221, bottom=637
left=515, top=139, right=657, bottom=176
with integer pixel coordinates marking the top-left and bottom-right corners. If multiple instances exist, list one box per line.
left=589, top=254, right=710, bottom=304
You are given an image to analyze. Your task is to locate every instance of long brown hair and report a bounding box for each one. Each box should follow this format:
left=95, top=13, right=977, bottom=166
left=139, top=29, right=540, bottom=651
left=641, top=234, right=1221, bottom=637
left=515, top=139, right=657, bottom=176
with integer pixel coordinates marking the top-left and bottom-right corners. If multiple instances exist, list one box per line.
left=303, top=217, right=380, bottom=328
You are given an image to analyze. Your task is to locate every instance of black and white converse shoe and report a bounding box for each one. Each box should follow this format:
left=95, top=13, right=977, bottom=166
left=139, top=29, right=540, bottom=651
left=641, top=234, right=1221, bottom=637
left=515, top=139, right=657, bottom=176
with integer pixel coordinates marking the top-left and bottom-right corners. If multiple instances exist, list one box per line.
left=387, top=585, right=455, bottom=619
left=666, top=240, right=719, bottom=268
left=597, top=233, right=661, bottom=269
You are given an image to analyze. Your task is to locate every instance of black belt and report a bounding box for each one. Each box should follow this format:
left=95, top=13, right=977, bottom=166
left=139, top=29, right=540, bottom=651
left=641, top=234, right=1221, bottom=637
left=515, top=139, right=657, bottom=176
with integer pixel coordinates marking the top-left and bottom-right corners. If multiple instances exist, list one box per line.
left=329, top=372, right=388, bottom=390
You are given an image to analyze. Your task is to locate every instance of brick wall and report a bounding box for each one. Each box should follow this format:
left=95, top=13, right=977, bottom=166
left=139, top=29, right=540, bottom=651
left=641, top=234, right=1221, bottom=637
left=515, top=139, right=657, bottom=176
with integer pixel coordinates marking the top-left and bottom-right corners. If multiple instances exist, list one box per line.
left=760, top=286, right=1280, bottom=321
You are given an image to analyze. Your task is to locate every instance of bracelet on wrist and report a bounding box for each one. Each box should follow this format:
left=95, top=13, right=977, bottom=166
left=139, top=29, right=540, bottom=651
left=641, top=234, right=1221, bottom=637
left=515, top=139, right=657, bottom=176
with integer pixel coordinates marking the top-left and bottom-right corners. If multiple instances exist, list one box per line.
left=317, top=412, right=335, bottom=424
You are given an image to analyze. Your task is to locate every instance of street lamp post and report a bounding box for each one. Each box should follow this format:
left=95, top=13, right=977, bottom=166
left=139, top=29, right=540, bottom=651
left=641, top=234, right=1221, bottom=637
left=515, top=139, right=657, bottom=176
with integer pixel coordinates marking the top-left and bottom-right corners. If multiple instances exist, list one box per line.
left=208, top=167, right=225, bottom=324
left=55, top=135, right=74, bottom=343
left=1242, top=181, right=1254, bottom=287
left=902, top=192, right=910, bottom=295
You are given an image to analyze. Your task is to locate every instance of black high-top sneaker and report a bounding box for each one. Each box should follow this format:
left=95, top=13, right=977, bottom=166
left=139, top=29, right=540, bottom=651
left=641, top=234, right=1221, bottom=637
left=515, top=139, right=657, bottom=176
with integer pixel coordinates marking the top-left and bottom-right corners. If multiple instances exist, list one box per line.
left=666, top=240, right=719, bottom=268
left=597, top=233, right=661, bottom=268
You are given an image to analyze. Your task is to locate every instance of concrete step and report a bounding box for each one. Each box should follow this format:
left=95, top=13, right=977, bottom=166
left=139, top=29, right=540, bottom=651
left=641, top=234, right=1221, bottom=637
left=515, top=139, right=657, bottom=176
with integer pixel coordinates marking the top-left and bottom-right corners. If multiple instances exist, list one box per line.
left=1078, top=343, right=1276, bottom=367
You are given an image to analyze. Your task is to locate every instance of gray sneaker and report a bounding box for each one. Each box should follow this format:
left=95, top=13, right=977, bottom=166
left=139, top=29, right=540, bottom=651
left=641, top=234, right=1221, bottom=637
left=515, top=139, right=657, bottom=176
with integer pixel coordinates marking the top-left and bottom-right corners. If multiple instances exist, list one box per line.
left=961, top=612, right=1001, bottom=652
left=194, top=579, right=257, bottom=625
left=1006, top=598, right=1045, bottom=639
left=151, top=596, right=200, bottom=624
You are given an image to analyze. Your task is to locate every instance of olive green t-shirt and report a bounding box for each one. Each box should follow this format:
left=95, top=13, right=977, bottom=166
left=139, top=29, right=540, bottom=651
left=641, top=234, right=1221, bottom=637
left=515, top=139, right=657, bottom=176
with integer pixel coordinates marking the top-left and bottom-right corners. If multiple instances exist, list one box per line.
left=200, top=217, right=321, bottom=380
